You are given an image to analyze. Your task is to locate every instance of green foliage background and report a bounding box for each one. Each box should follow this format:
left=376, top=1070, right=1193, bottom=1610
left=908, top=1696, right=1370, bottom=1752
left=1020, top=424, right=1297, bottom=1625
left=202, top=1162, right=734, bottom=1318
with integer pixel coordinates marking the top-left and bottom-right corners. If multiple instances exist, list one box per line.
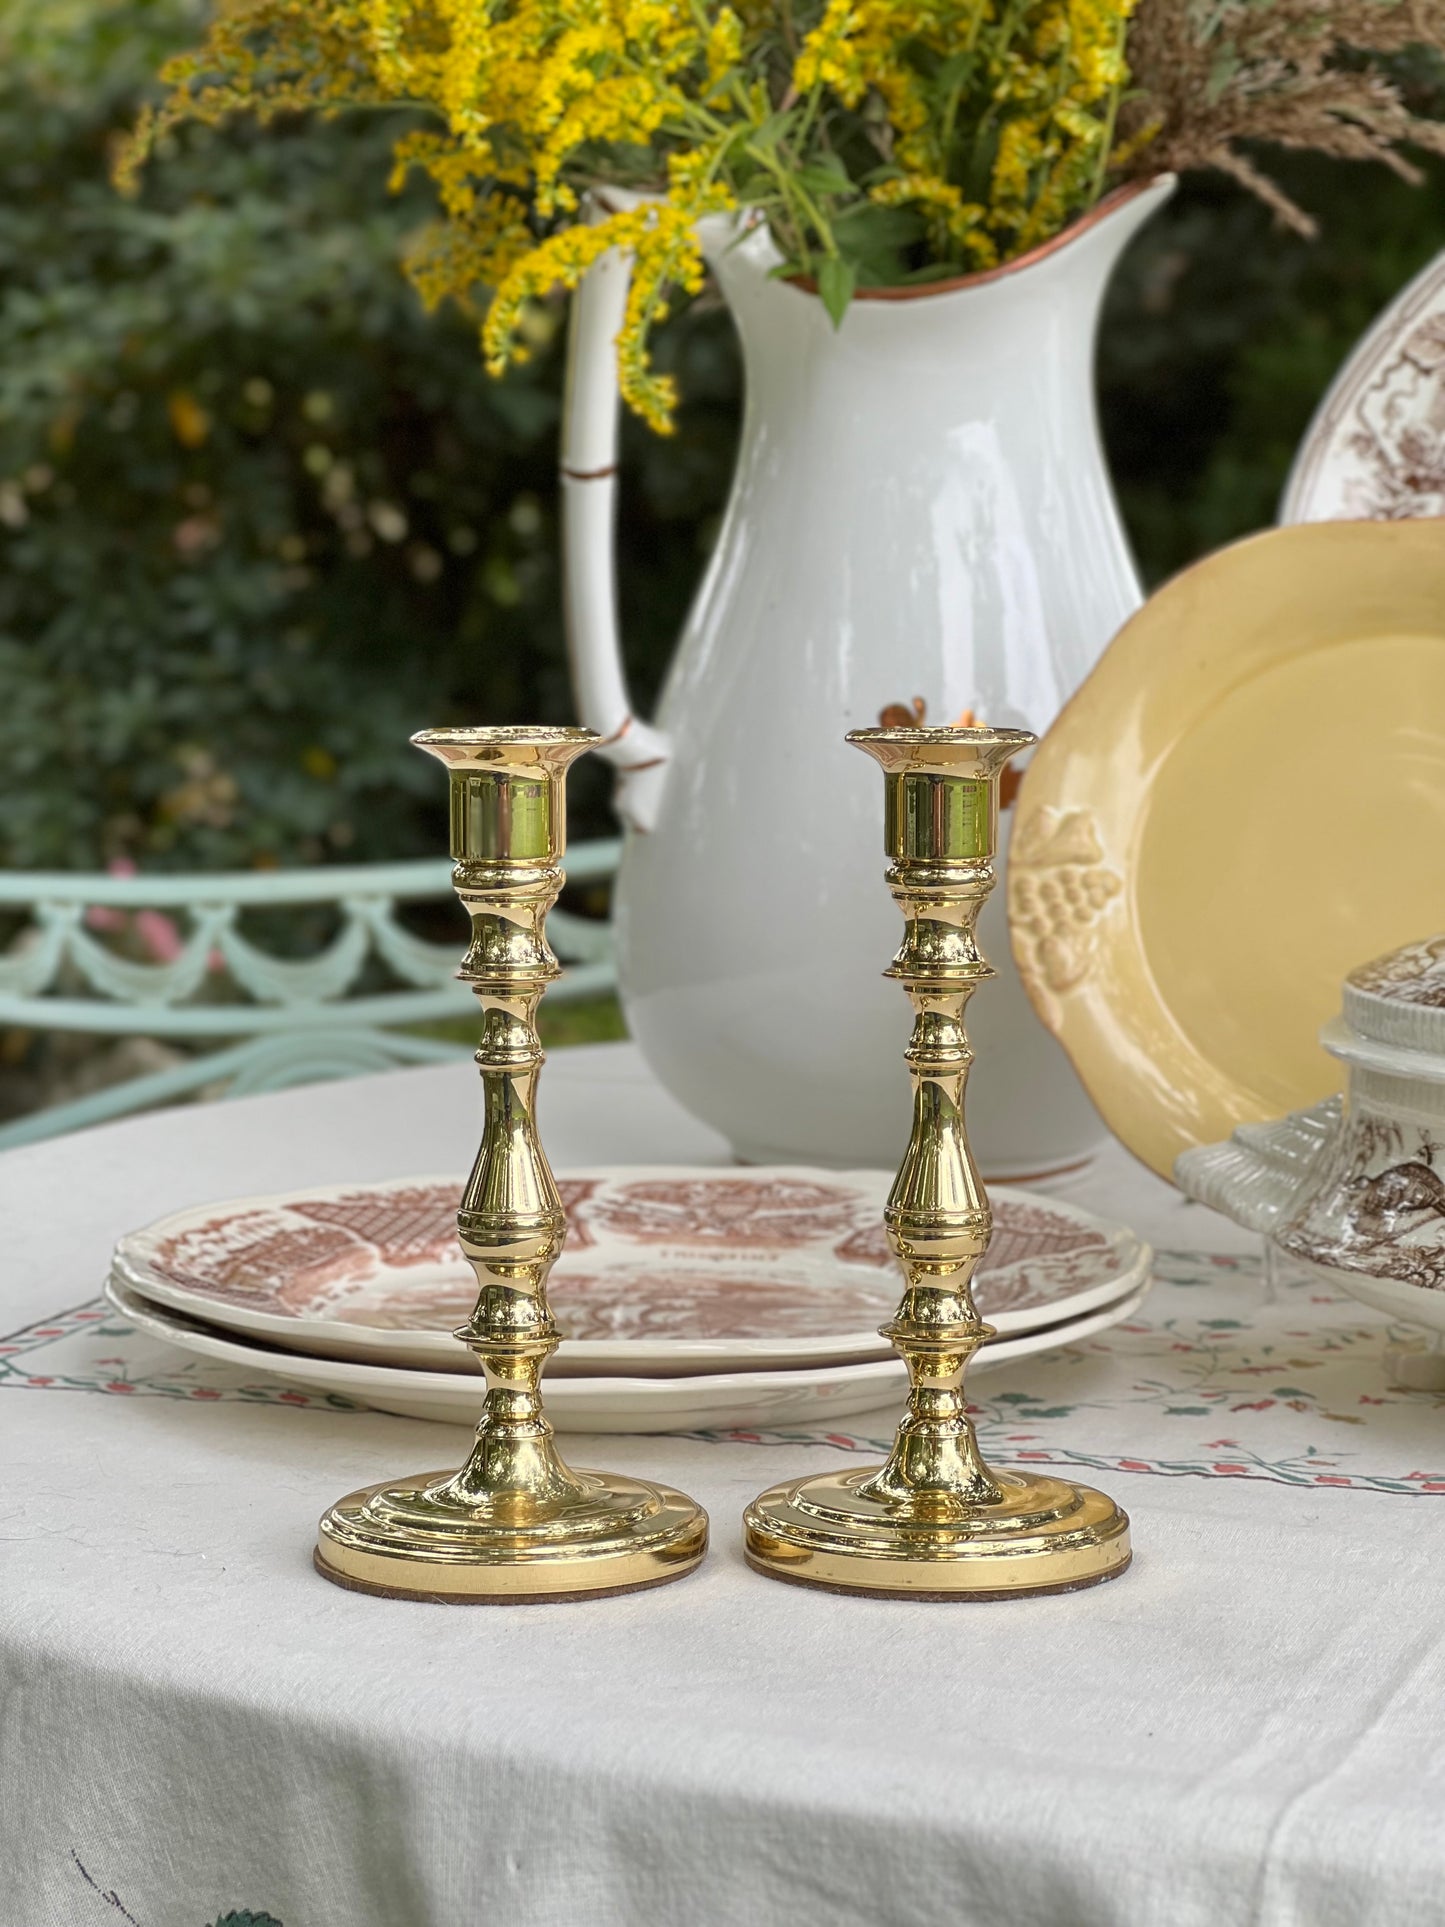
left=2, top=0, right=1443, bottom=874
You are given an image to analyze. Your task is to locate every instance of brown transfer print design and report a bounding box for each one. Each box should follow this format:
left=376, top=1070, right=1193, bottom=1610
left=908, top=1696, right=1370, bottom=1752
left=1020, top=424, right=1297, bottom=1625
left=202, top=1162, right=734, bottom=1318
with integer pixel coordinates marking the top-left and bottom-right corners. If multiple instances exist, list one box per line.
left=147, top=1177, right=604, bottom=1320
left=1347, top=935, right=1445, bottom=1009
left=980, top=1201, right=1110, bottom=1271
left=832, top=1199, right=1118, bottom=1313
left=1280, top=1110, right=1445, bottom=1291
left=590, top=1176, right=860, bottom=1248
left=301, top=1248, right=1117, bottom=1339
left=833, top=1199, right=1106, bottom=1273
left=152, top=1213, right=367, bottom=1312
left=1286, top=263, right=1445, bottom=523
left=556, top=1176, right=603, bottom=1248
left=135, top=1174, right=1134, bottom=1338
left=552, top=1266, right=893, bottom=1341
left=288, top=1184, right=458, bottom=1268
left=830, top=1219, right=893, bottom=1269
left=319, top=1264, right=886, bottom=1343
left=325, top=1280, right=481, bottom=1330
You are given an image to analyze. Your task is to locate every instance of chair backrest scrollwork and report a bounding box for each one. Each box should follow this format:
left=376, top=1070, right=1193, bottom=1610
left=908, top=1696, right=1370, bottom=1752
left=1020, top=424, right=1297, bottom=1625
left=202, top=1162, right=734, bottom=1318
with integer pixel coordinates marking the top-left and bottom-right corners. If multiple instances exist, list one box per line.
left=0, top=841, right=620, bottom=1148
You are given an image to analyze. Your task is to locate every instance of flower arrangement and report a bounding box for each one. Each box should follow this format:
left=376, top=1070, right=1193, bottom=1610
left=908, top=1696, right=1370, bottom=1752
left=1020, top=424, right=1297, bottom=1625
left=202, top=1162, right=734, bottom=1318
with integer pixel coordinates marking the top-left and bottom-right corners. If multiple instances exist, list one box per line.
left=121, top=0, right=1445, bottom=431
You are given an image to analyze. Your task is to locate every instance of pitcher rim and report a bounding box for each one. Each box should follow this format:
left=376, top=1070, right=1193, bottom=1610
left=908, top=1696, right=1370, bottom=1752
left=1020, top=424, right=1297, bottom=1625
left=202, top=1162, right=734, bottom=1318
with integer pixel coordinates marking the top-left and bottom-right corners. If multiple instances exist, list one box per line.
left=787, top=174, right=1173, bottom=303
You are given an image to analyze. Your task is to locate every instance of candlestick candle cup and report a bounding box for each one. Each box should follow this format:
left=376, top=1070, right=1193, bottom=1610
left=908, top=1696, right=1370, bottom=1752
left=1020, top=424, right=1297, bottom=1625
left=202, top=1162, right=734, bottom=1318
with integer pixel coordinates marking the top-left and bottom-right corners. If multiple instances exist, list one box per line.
left=743, top=727, right=1131, bottom=1598
left=315, top=726, right=708, bottom=1601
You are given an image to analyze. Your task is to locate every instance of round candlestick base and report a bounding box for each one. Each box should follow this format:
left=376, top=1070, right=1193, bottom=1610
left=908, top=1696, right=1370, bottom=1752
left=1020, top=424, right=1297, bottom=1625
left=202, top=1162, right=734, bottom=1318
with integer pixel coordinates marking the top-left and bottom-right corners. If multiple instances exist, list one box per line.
left=316, top=1468, right=708, bottom=1603
left=744, top=1465, right=1130, bottom=1600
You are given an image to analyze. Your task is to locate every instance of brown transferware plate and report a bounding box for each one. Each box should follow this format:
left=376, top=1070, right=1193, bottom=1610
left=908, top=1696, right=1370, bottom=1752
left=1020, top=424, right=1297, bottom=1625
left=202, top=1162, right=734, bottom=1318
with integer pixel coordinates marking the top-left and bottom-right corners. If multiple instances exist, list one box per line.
left=111, top=1166, right=1152, bottom=1375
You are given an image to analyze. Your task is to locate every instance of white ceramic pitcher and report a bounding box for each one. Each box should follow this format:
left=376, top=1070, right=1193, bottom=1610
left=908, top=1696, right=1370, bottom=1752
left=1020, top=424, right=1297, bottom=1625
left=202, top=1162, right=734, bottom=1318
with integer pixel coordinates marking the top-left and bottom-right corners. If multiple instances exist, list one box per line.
left=561, top=176, right=1174, bottom=1172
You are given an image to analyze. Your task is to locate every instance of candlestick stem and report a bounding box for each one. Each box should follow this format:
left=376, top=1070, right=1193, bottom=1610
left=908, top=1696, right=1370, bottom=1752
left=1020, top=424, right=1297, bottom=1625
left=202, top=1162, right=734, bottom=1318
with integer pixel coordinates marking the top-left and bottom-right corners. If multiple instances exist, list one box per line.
left=315, top=727, right=707, bottom=1602
left=744, top=727, right=1131, bottom=1598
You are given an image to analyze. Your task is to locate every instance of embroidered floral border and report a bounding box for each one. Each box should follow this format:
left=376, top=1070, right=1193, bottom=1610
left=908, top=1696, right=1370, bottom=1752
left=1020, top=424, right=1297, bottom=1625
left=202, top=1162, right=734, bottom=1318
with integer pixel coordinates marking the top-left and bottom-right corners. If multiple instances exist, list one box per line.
left=6, top=1252, right=1443, bottom=1495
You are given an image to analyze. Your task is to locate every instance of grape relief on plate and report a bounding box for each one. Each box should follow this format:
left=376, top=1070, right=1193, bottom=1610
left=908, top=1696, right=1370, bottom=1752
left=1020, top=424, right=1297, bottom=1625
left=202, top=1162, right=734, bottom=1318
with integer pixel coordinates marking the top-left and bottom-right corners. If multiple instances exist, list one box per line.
left=1007, top=806, right=1123, bottom=1032
left=115, top=1169, right=1140, bottom=1346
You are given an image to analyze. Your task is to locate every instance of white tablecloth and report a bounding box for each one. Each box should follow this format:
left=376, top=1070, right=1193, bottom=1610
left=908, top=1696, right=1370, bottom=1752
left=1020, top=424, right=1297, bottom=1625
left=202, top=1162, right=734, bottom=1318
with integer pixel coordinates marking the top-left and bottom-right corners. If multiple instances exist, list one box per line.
left=3, top=1044, right=1444, bottom=1927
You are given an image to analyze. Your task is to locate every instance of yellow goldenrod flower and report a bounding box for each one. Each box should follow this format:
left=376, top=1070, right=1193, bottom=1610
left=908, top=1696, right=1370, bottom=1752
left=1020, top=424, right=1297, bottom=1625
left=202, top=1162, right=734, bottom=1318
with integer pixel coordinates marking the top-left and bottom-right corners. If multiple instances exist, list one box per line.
left=117, top=0, right=1139, bottom=426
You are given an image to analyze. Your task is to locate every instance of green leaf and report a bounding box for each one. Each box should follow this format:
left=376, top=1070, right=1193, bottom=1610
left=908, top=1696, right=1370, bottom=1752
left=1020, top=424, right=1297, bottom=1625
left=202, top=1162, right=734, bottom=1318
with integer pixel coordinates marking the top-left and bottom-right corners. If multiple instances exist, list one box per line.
left=829, top=201, right=925, bottom=287
left=745, top=109, right=797, bottom=154
left=733, top=172, right=776, bottom=206
left=797, top=155, right=853, bottom=197
left=934, top=48, right=979, bottom=92
left=817, top=255, right=856, bottom=327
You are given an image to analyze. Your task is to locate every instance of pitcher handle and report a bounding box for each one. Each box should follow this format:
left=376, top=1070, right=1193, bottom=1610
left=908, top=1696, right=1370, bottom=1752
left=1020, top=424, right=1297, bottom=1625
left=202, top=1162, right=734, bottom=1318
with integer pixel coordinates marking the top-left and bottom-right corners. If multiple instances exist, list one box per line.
left=561, top=196, right=671, bottom=833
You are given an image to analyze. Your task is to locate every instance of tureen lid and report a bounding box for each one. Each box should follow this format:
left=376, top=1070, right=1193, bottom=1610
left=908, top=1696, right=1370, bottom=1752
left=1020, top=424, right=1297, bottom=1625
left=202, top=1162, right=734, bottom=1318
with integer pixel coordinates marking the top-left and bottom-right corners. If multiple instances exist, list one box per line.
left=1341, top=935, right=1445, bottom=1053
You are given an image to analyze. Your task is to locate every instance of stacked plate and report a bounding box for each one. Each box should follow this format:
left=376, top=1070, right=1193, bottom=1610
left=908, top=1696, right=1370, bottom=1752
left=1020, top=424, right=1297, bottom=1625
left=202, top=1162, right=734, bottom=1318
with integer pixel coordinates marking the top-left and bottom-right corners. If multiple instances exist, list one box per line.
left=1010, top=519, right=1445, bottom=1180
left=106, top=1167, right=1152, bottom=1433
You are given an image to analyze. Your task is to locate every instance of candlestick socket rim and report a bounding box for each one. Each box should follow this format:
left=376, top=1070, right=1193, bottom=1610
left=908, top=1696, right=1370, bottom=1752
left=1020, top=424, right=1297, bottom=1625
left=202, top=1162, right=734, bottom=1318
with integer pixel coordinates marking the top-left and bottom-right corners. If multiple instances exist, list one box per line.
left=848, top=723, right=1035, bottom=776
left=411, top=725, right=601, bottom=776
left=846, top=726, right=1035, bottom=747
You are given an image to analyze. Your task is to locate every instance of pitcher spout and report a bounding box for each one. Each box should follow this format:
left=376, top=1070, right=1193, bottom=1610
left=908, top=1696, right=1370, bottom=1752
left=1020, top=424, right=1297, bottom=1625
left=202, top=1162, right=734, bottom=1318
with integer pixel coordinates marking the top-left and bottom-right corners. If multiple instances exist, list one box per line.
left=1011, top=174, right=1176, bottom=304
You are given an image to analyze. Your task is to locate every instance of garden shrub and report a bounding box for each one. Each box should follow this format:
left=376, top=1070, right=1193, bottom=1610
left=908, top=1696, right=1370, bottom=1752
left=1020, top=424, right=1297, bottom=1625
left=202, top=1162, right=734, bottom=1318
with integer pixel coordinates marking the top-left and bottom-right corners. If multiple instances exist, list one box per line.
left=0, top=1, right=1441, bottom=876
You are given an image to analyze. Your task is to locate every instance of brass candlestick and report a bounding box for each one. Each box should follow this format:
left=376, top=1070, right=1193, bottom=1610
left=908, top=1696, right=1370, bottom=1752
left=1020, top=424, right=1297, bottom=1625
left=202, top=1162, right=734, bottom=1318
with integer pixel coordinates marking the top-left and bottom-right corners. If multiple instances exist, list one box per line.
left=315, top=726, right=708, bottom=1602
left=744, top=727, right=1131, bottom=1598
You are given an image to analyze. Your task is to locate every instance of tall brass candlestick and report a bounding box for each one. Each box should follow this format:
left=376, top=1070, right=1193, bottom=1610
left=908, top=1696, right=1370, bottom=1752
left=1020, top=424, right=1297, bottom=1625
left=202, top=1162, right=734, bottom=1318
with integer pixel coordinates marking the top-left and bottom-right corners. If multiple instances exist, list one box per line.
left=744, top=726, right=1131, bottom=1598
left=315, top=727, right=707, bottom=1602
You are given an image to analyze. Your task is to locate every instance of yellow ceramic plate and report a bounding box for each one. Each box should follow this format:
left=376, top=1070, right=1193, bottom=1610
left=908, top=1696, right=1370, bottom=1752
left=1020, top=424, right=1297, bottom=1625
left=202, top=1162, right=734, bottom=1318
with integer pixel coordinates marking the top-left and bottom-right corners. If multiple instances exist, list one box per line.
left=1008, top=520, right=1445, bottom=1178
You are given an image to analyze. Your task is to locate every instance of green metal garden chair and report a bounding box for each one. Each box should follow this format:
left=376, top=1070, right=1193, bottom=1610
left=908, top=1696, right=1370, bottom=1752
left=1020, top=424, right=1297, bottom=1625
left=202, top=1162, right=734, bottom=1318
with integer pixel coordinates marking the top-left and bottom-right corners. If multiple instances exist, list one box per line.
left=0, top=839, right=620, bottom=1149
